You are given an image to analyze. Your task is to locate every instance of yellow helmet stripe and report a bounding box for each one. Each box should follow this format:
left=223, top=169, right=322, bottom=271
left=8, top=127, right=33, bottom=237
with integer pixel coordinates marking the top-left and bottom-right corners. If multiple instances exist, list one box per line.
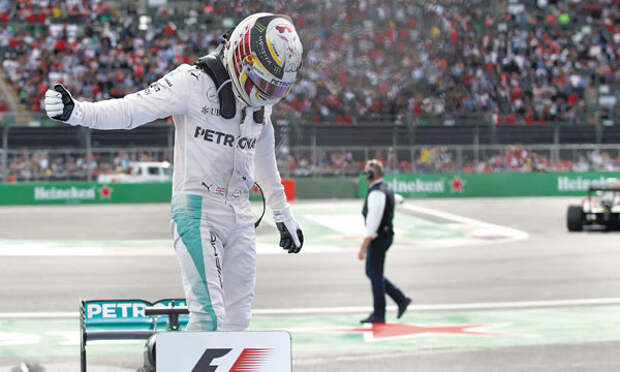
left=266, top=37, right=283, bottom=67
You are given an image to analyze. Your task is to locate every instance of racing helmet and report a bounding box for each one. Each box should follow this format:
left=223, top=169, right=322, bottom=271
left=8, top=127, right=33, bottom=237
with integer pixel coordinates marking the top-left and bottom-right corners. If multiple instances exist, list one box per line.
left=223, top=13, right=303, bottom=107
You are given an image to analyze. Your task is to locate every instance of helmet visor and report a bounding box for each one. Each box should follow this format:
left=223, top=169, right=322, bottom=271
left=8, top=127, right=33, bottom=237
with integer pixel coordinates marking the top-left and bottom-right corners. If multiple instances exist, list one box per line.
left=245, top=64, right=292, bottom=99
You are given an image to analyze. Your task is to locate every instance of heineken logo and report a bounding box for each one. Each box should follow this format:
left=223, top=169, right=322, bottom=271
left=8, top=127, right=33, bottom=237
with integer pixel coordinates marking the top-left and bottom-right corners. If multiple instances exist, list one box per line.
left=557, top=176, right=608, bottom=192
left=34, top=186, right=96, bottom=201
left=33, top=185, right=114, bottom=201
left=389, top=178, right=445, bottom=193
left=388, top=176, right=466, bottom=194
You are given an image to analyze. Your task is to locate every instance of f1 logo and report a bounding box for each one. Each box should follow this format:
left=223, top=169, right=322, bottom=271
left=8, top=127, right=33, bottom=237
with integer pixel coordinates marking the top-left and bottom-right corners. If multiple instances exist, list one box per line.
left=155, top=332, right=289, bottom=372
left=192, top=348, right=272, bottom=372
left=192, top=348, right=230, bottom=372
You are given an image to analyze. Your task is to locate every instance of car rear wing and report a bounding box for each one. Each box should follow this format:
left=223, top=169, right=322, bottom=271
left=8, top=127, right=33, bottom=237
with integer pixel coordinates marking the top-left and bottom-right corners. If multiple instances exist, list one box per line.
left=80, top=298, right=188, bottom=372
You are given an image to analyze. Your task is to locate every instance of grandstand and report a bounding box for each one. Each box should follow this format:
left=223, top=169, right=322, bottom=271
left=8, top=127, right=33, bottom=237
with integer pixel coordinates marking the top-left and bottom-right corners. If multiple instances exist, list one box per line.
left=0, top=0, right=618, bottom=182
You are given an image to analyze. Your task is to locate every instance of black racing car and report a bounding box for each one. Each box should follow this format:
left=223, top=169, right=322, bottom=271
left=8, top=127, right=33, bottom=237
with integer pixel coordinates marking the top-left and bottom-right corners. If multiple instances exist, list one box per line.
left=567, top=179, right=620, bottom=231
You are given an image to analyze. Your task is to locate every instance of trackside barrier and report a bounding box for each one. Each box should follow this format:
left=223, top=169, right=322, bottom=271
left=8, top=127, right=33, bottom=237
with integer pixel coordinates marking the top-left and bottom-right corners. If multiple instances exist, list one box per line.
left=0, top=179, right=296, bottom=205
left=4, top=172, right=613, bottom=204
left=359, top=172, right=620, bottom=198
left=0, top=182, right=172, bottom=205
left=293, top=177, right=358, bottom=199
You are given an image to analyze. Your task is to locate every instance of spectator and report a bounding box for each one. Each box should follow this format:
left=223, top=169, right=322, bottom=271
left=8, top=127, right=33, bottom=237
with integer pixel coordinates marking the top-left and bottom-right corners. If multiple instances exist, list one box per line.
left=0, top=0, right=615, bottom=124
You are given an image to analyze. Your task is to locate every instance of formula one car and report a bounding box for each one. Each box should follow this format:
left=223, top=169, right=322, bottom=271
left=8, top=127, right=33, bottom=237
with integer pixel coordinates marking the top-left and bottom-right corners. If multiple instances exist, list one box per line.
left=567, top=179, right=620, bottom=231
left=80, top=298, right=188, bottom=372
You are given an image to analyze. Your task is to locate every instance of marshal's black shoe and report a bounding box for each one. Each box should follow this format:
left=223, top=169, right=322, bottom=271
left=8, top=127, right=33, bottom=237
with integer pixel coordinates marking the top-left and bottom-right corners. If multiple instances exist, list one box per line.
left=360, top=314, right=385, bottom=324
left=397, top=298, right=412, bottom=319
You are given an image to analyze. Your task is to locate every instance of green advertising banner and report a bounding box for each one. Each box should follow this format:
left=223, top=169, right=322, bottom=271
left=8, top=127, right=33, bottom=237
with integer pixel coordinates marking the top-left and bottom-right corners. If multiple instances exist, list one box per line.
left=2, top=173, right=619, bottom=206
left=358, top=172, right=620, bottom=199
left=0, top=182, right=268, bottom=205
left=0, top=182, right=172, bottom=205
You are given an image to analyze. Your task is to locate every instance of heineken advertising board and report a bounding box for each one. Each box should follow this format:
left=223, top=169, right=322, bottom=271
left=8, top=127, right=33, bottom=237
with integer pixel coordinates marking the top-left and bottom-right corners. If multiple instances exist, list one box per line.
left=1, top=173, right=619, bottom=205
left=0, top=182, right=172, bottom=205
left=358, top=172, right=620, bottom=198
left=0, top=182, right=267, bottom=205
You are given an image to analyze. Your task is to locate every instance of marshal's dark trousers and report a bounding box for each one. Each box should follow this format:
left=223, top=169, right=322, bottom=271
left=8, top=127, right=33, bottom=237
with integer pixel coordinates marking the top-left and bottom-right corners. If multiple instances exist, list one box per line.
left=365, top=236, right=407, bottom=319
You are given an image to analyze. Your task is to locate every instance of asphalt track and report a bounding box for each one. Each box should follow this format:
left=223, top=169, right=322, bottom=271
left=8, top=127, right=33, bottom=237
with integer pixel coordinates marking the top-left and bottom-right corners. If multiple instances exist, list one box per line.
left=0, top=197, right=619, bottom=371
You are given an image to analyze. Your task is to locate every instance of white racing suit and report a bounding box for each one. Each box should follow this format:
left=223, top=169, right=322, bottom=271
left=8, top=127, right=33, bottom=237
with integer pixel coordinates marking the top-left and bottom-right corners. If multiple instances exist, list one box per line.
left=71, top=64, right=288, bottom=331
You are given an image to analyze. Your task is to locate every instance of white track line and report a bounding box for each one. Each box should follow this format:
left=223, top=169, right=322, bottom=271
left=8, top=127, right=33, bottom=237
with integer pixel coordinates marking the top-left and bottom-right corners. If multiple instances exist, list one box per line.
left=1, top=298, right=619, bottom=319
left=254, top=297, right=620, bottom=314
left=402, top=204, right=497, bottom=226
left=401, top=204, right=529, bottom=239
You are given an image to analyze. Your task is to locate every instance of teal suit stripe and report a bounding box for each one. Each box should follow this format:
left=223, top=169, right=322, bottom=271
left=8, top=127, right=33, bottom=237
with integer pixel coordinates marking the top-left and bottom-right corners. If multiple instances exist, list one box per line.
left=172, top=194, right=217, bottom=331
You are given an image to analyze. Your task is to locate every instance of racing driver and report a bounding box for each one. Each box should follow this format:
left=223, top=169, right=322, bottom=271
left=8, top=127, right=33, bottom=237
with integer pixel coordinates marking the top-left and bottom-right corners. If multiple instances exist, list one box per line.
left=44, top=13, right=304, bottom=332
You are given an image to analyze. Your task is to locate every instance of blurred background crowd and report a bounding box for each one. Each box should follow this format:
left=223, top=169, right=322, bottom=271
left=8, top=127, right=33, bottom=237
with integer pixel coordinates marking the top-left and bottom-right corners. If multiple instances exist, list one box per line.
left=0, top=0, right=617, bottom=124
left=4, top=149, right=168, bottom=182
left=285, top=146, right=620, bottom=176
left=5, top=146, right=619, bottom=181
left=0, top=0, right=618, bottom=181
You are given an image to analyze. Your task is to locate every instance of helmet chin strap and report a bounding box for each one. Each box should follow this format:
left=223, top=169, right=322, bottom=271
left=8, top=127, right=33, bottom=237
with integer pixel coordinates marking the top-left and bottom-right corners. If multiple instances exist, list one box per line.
left=228, top=79, right=250, bottom=108
left=216, top=79, right=232, bottom=95
left=195, top=53, right=237, bottom=119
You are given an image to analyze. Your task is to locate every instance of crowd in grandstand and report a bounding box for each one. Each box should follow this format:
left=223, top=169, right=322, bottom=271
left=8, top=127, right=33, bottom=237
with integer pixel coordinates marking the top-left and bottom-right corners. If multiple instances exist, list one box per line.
left=0, top=0, right=617, bottom=124
left=3, top=146, right=618, bottom=182
left=287, top=146, right=620, bottom=176
left=0, top=0, right=618, bottom=180
left=3, top=149, right=169, bottom=182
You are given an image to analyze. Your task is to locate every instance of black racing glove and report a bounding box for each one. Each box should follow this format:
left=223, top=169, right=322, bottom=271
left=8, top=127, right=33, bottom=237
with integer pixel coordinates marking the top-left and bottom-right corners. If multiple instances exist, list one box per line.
left=273, top=207, right=304, bottom=254
left=276, top=222, right=304, bottom=254
left=44, top=84, right=76, bottom=122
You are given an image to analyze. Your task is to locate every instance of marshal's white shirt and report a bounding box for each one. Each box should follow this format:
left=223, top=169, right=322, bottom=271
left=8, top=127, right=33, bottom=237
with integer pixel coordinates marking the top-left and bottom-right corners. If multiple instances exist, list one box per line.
left=364, top=178, right=403, bottom=238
